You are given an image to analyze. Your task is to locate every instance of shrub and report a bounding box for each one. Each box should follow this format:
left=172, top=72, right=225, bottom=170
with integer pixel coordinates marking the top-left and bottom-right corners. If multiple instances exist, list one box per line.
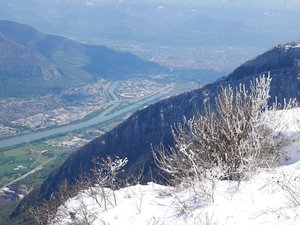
left=153, top=74, right=277, bottom=185
left=26, top=156, right=128, bottom=224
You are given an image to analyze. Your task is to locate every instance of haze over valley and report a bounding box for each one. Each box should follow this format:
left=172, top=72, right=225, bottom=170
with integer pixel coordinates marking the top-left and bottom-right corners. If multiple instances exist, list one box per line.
left=0, top=1, right=300, bottom=225
left=3, top=0, right=300, bottom=73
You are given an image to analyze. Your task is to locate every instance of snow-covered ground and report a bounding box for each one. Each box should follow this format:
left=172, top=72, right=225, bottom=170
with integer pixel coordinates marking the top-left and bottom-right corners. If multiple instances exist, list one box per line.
left=52, top=107, right=300, bottom=225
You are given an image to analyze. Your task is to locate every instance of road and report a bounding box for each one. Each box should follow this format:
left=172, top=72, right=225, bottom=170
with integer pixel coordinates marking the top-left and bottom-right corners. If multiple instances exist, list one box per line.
left=104, top=81, right=120, bottom=102
left=0, top=157, right=56, bottom=191
left=0, top=161, right=11, bottom=169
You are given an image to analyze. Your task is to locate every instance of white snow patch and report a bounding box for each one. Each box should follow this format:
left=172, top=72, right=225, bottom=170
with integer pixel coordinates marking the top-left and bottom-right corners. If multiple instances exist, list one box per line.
left=52, top=107, right=300, bottom=225
left=264, top=107, right=300, bottom=165
left=292, top=44, right=300, bottom=49
left=282, top=43, right=300, bottom=50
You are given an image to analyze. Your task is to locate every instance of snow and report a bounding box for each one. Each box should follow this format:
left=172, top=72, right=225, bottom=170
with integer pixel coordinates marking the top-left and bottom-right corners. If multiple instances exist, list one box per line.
left=292, top=44, right=300, bottom=49
left=283, top=43, right=300, bottom=50
left=264, top=107, right=300, bottom=165
left=51, top=107, right=300, bottom=225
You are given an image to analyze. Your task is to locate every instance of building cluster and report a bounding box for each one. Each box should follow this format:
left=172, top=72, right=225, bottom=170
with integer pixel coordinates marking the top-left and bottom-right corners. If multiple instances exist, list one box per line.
left=0, top=124, right=17, bottom=137
left=0, top=184, right=32, bottom=201
left=116, top=79, right=168, bottom=98
left=0, top=78, right=173, bottom=139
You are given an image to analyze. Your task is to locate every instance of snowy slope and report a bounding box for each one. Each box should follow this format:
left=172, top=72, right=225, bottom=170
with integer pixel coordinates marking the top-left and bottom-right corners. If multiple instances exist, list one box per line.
left=52, top=107, right=300, bottom=225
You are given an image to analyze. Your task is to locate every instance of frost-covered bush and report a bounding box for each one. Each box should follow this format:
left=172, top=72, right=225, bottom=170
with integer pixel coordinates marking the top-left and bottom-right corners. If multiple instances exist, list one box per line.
left=26, top=156, right=128, bottom=225
left=153, top=75, right=277, bottom=185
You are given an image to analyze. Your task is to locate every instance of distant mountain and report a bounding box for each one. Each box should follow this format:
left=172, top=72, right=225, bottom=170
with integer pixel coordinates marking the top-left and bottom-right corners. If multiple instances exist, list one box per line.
left=169, top=14, right=261, bottom=46
left=0, top=20, right=160, bottom=97
left=3, top=1, right=300, bottom=48
left=0, top=33, right=62, bottom=97
left=25, top=42, right=300, bottom=204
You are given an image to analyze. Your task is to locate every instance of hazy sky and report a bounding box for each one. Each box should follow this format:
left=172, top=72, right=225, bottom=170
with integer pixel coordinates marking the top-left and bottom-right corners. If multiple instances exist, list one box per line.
left=5, top=0, right=300, bottom=11
left=194, top=0, right=300, bottom=8
left=87, top=0, right=300, bottom=10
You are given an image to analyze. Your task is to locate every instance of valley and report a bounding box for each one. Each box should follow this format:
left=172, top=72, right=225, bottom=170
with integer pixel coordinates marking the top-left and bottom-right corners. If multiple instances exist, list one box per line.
left=0, top=78, right=171, bottom=139
left=80, top=37, right=265, bottom=73
left=2, top=1, right=299, bottom=224
left=0, top=20, right=219, bottom=221
left=0, top=69, right=203, bottom=216
left=0, top=78, right=171, bottom=171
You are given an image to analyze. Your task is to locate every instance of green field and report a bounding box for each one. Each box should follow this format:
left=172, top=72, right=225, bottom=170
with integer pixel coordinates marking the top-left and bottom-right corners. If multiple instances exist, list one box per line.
left=0, top=143, right=69, bottom=187
left=0, top=142, right=73, bottom=225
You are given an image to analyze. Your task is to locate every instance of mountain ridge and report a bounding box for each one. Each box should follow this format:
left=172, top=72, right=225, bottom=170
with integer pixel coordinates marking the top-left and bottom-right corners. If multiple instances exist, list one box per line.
left=0, top=20, right=161, bottom=97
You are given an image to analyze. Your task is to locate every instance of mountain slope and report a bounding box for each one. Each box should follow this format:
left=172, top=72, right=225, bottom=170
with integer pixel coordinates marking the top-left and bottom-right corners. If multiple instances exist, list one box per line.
left=52, top=105, right=300, bottom=225
left=31, top=43, right=300, bottom=204
left=169, top=14, right=260, bottom=46
left=0, top=20, right=161, bottom=97
left=0, top=32, right=63, bottom=97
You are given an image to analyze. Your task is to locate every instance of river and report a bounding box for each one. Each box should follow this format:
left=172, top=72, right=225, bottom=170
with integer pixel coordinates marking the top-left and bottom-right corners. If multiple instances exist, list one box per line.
left=0, top=93, right=163, bottom=149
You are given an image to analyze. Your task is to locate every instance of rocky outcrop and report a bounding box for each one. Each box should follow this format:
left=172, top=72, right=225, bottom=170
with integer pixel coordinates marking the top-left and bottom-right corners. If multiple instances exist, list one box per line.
left=0, top=33, right=61, bottom=80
